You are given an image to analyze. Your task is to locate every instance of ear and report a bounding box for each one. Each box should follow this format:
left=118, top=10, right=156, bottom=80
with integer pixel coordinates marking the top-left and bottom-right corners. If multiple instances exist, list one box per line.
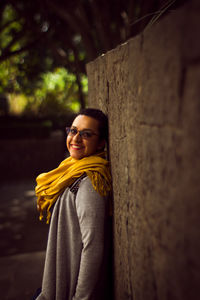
left=97, top=139, right=106, bottom=150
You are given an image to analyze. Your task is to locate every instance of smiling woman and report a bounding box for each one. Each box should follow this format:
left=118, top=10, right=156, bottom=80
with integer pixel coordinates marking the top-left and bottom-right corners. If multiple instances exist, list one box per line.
left=66, top=114, right=106, bottom=159
left=34, top=108, right=112, bottom=300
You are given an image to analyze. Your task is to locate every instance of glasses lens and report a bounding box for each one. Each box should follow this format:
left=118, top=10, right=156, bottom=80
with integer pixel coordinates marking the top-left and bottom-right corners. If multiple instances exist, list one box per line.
left=81, top=131, right=93, bottom=139
left=66, top=128, right=95, bottom=139
left=70, top=128, right=77, bottom=135
left=66, top=127, right=77, bottom=135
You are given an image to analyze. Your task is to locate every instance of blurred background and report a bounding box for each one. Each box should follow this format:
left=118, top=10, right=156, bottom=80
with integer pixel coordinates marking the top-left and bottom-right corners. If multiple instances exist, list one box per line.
left=0, top=0, right=187, bottom=178
left=0, top=1, right=188, bottom=299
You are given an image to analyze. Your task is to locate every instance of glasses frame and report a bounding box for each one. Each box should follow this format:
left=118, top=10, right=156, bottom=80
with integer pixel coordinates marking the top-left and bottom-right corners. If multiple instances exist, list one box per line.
left=66, top=127, right=99, bottom=140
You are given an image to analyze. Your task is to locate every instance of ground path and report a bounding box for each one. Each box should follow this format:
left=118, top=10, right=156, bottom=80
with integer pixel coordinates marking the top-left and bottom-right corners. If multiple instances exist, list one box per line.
left=0, top=180, right=49, bottom=300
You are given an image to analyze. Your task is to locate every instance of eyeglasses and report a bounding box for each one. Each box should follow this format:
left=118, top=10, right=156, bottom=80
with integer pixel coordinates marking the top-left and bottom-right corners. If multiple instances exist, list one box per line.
left=66, top=127, right=99, bottom=139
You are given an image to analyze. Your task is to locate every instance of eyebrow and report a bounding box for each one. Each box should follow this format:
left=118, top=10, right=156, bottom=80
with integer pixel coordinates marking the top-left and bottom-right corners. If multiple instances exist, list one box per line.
left=71, top=126, right=94, bottom=132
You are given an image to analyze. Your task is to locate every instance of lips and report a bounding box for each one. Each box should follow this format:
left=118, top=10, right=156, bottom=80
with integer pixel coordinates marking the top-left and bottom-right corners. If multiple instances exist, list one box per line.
left=70, top=144, right=83, bottom=150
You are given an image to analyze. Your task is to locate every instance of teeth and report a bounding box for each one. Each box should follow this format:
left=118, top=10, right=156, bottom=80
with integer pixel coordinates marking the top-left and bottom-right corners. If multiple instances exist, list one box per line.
left=72, top=145, right=81, bottom=149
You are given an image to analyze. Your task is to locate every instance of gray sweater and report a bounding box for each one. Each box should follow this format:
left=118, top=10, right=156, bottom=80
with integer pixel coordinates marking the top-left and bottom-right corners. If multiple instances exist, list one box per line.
left=36, top=176, right=111, bottom=300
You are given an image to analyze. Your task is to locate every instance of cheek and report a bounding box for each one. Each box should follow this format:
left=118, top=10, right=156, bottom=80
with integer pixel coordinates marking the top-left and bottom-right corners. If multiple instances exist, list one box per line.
left=66, top=136, right=71, bottom=151
left=86, top=140, right=99, bottom=154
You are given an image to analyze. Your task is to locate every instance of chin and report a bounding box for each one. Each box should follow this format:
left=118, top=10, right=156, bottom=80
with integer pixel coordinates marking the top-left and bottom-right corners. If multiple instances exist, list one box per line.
left=70, top=155, right=82, bottom=160
left=70, top=152, right=84, bottom=160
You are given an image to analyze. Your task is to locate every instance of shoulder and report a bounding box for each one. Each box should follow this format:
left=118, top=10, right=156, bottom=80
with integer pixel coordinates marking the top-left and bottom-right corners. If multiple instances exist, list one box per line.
left=76, top=176, right=107, bottom=221
left=78, top=176, right=103, bottom=200
left=76, top=176, right=106, bottom=211
left=69, top=174, right=100, bottom=198
left=79, top=176, right=96, bottom=192
left=69, top=173, right=87, bottom=195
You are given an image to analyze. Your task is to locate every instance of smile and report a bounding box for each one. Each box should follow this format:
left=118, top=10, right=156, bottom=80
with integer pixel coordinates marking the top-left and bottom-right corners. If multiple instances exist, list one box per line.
left=70, top=144, right=83, bottom=150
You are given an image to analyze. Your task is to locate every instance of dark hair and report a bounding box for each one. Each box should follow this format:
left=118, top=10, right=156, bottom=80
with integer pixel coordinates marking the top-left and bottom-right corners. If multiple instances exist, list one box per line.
left=78, top=108, right=108, bottom=142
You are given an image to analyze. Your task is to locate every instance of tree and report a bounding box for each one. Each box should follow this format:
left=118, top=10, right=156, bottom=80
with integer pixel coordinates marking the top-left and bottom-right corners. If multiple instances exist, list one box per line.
left=0, top=0, right=188, bottom=109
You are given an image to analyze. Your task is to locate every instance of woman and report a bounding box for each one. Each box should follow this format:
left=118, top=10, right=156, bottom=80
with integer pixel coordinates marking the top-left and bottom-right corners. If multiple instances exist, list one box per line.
left=34, top=108, right=112, bottom=300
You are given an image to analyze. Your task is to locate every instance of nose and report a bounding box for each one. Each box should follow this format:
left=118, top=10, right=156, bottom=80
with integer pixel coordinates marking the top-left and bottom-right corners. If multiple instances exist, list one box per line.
left=73, top=132, right=82, bottom=142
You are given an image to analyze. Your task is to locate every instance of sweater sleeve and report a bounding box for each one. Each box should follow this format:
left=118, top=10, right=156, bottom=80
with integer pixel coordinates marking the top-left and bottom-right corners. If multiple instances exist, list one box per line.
left=72, top=177, right=106, bottom=300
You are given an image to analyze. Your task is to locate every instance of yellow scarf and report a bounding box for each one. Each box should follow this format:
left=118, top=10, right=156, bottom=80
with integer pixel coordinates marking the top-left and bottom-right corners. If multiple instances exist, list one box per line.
left=35, top=152, right=112, bottom=223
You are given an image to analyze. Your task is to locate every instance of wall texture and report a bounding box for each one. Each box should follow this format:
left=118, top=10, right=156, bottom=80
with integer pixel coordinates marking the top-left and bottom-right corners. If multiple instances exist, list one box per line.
left=87, top=1, right=200, bottom=299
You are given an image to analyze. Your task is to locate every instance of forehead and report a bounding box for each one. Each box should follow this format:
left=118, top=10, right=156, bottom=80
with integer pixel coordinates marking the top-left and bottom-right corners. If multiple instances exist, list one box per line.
left=72, top=115, right=99, bottom=131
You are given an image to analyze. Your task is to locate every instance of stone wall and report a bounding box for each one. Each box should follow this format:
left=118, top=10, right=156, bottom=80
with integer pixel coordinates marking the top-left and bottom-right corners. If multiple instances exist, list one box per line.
left=86, top=1, right=200, bottom=299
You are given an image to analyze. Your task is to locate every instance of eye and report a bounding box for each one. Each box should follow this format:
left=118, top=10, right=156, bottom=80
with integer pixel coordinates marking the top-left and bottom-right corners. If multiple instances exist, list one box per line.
left=70, top=128, right=77, bottom=135
left=82, top=131, right=92, bottom=138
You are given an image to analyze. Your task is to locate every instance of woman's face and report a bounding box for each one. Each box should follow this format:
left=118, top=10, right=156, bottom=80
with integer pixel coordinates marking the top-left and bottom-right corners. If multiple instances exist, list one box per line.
left=66, top=114, right=105, bottom=159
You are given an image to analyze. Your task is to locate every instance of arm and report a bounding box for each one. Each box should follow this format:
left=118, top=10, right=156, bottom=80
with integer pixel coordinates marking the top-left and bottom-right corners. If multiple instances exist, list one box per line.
left=72, top=177, right=106, bottom=300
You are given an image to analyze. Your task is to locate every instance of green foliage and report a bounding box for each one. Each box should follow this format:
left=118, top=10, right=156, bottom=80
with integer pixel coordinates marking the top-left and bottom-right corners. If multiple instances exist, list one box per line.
left=0, top=54, right=25, bottom=94
left=0, top=5, right=22, bottom=49
left=1, top=0, right=180, bottom=117
left=0, top=3, right=88, bottom=115
left=8, top=67, right=88, bottom=117
left=33, top=68, right=88, bottom=116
